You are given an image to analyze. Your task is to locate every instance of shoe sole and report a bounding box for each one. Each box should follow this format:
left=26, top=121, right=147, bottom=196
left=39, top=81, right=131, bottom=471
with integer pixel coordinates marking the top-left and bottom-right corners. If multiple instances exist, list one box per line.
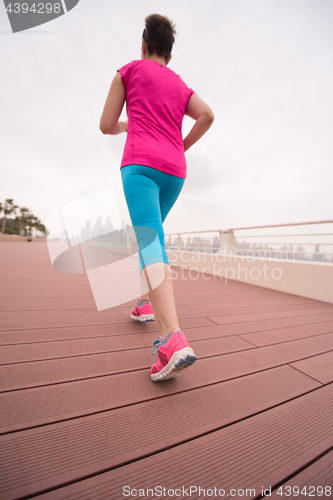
left=131, top=314, right=154, bottom=322
left=151, top=347, right=197, bottom=382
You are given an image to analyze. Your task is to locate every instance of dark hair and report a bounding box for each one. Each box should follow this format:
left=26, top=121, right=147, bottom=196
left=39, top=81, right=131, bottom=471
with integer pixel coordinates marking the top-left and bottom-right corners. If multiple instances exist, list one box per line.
left=143, top=14, right=176, bottom=62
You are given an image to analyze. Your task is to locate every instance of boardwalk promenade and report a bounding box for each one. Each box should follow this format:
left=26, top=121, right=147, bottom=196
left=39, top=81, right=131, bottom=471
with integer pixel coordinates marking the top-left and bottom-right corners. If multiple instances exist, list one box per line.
left=0, top=241, right=332, bottom=499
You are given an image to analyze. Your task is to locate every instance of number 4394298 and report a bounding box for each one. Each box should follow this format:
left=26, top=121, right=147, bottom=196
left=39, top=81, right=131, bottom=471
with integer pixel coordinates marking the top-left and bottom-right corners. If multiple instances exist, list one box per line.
left=6, top=3, right=61, bottom=14
left=276, top=485, right=331, bottom=496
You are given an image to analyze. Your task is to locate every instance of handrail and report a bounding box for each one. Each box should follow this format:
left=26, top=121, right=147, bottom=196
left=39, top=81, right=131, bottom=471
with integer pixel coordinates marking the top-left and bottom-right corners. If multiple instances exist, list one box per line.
left=225, top=219, right=333, bottom=231
left=166, top=220, right=333, bottom=236
left=233, top=233, right=333, bottom=238
left=165, top=220, right=333, bottom=260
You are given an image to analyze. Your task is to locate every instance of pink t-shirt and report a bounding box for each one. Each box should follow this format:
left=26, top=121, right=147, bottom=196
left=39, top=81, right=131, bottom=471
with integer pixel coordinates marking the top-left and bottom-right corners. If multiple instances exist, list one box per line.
left=118, top=59, right=194, bottom=178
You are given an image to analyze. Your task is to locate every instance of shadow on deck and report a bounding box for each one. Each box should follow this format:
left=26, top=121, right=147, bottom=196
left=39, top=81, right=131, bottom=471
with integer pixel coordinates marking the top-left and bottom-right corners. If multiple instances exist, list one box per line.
left=0, top=242, right=332, bottom=500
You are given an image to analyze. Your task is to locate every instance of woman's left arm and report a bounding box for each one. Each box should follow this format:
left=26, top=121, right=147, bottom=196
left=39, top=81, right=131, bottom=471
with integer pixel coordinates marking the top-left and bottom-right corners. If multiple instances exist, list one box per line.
left=100, top=72, right=128, bottom=135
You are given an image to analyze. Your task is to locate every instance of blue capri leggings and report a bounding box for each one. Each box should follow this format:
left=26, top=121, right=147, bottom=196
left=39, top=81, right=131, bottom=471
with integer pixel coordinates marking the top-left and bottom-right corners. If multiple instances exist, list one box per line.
left=121, top=164, right=185, bottom=273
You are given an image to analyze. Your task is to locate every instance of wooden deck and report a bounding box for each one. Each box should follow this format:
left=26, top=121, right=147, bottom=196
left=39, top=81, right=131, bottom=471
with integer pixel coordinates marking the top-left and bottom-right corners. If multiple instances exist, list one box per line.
left=0, top=242, right=332, bottom=500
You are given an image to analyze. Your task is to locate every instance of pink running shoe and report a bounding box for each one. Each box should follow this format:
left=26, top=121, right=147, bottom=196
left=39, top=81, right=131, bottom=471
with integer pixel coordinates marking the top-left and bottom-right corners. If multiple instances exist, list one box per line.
left=131, top=298, right=154, bottom=322
left=150, top=328, right=197, bottom=382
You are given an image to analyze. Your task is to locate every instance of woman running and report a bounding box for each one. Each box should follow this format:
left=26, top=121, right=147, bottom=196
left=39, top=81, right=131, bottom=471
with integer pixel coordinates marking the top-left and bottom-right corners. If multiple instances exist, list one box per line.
left=100, top=14, right=214, bottom=381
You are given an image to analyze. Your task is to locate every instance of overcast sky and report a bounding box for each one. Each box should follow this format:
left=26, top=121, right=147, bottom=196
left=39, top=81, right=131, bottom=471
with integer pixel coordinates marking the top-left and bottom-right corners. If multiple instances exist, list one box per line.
left=1, top=0, right=332, bottom=238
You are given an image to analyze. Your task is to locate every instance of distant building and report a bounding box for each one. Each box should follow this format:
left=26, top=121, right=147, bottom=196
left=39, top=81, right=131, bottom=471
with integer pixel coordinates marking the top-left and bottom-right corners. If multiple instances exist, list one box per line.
left=313, top=244, right=322, bottom=262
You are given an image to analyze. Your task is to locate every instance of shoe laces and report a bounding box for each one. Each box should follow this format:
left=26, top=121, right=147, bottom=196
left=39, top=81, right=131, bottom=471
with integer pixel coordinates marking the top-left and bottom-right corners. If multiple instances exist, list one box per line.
left=137, top=299, right=151, bottom=306
left=151, top=329, right=182, bottom=356
left=151, top=337, right=162, bottom=356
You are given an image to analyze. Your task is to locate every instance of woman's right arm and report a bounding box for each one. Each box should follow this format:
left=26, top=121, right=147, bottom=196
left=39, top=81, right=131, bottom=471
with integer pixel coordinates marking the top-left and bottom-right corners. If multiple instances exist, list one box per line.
left=100, top=72, right=128, bottom=135
left=183, top=93, right=214, bottom=152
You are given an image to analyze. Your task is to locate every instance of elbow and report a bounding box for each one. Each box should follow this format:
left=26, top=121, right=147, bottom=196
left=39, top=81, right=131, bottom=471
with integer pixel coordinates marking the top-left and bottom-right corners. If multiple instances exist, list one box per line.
left=207, top=109, right=215, bottom=125
left=100, top=120, right=108, bottom=134
left=100, top=116, right=114, bottom=134
left=100, top=120, right=118, bottom=135
left=199, top=111, right=214, bottom=129
left=199, top=108, right=214, bottom=127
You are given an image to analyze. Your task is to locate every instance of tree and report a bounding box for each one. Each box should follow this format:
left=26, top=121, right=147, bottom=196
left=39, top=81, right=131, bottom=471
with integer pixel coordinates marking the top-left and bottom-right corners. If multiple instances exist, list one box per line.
left=31, top=216, right=40, bottom=237
left=1, top=199, right=18, bottom=234
left=34, top=218, right=42, bottom=237
left=15, top=207, right=31, bottom=236
left=39, top=223, right=47, bottom=238
left=33, top=217, right=46, bottom=238
left=25, top=214, right=35, bottom=238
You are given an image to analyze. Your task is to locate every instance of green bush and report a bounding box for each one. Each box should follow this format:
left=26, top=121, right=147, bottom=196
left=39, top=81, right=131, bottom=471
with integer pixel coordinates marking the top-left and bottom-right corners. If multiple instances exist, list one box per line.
left=5, top=228, right=19, bottom=235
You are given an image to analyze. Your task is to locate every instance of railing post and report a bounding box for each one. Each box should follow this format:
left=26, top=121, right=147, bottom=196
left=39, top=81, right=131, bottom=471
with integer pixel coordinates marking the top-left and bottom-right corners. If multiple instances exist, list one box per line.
left=218, top=230, right=236, bottom=255
left=177, top=233, right=182, bottom=251
left=230, top=229, right=236, bottom=255
left=125, top=226, right=132, bottom=256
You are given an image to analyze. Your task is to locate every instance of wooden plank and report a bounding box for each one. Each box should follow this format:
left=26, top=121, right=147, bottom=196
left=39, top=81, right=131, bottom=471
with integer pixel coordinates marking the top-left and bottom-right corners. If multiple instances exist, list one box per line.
left=186, top=297, right=332, bottom=309
left=0, top=334, right=251, bottom=391
left=270, top=450, right=333, bottom=498
left=0, top=333, right=253, bottom=365
left=0, top=313, right=217, bottom=333
left=0, top=365, right=319, bottom=434
left=3, top=305, right=332, bottom=332
left=0, top=317, right=217, bottom=346
left=2, top=312, right=333, bottom=346
left=0, top=322, right=160, bottom=345
left=291, top=351, right=333, bottom=384
left=0, top=295, right=326, bottom=311
left=0, top=304, right=193, bottom=320
left=208, top=305, right=333, bottom=325
left=0, top=313, right=152, bottom=331
left=1, top=331, right=333, bottom=392
left=0, top=307, right=224, bottom=330
left=21, top=384, right=333, bottom=500
left=0, top=298, right=98, bottom=310
left=240, top=320, right=333, bottom=346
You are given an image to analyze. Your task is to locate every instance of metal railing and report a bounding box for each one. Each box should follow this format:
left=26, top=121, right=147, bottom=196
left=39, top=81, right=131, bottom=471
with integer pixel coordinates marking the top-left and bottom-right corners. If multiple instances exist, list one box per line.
left=165, top=220, right=333, bottom=263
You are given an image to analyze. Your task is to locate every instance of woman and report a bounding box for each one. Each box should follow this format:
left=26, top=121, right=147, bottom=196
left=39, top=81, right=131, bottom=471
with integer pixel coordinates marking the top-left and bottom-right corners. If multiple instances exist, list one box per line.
left=100, top=14, right=214, bottom=382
